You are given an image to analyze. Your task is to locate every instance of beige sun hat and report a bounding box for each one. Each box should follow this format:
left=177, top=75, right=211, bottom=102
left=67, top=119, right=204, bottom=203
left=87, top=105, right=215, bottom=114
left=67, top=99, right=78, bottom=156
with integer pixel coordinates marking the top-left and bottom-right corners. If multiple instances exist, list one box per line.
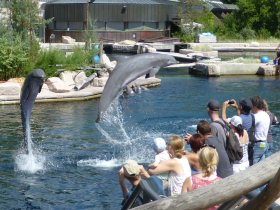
left=123, top=160, right=141, bottom=177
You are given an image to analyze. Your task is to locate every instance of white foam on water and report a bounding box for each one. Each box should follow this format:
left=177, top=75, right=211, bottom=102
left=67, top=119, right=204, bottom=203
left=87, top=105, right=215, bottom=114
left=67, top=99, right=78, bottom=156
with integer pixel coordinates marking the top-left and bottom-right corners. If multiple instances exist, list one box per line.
left=77, top=158, right=119, bottom=168
left=15, top=152, right=46, bottom=174
left=189, top=124, right=197, bottom=129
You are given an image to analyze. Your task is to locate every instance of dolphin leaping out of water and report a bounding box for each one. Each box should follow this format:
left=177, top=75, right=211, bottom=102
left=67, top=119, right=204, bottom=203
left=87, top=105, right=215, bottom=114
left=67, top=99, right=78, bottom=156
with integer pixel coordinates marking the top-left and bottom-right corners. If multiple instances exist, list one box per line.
left=96, top=53, right=178, bottom=123
left=20, top=69, right=45, bottom=154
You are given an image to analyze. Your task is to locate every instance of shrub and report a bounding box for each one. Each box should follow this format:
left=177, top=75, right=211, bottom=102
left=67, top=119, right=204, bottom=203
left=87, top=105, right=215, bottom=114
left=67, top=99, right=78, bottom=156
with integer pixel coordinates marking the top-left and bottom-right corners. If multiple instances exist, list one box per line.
left=0, top=35, right=29, bottom=81
left=240, top=27, right=256, bottom=40
left=34, top=49, right=66, bottom=78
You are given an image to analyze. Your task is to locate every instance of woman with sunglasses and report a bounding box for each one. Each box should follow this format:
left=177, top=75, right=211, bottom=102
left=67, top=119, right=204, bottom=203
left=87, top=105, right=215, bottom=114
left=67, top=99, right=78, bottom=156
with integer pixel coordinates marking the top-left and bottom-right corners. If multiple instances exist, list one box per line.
left=182, top=145, right=221, bottom=210
left=148, top=135, right=192, bottom=196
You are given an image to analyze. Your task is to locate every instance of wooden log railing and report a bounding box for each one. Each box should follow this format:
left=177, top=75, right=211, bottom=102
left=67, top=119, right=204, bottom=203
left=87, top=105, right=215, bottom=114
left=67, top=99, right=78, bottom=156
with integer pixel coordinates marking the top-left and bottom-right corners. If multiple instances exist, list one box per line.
left=132, top=151, right=280, bottom=210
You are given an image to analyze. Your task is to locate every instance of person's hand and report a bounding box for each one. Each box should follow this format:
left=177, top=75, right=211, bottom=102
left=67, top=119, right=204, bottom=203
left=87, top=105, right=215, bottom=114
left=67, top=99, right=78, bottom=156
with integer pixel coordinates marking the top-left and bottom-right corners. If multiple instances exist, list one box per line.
left=184, top=133, right=192, bottom=143
left=230, top=99, right=238, bottom=109
left=223, top=100, right=230, bottom=108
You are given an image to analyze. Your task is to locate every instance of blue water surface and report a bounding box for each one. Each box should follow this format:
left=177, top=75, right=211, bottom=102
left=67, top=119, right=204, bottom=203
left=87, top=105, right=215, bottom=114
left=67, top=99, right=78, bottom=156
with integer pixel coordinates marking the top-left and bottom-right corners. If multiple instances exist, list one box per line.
left=0, top=69, right=280, bottom=210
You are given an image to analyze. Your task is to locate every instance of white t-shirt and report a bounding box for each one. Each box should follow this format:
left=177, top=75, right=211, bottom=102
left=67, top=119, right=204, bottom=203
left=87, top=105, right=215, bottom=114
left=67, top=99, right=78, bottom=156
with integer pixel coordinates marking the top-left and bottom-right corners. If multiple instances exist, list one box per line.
left=155, top=150, right=170, bottom=164
left=253, top=110, right=270, bottom=141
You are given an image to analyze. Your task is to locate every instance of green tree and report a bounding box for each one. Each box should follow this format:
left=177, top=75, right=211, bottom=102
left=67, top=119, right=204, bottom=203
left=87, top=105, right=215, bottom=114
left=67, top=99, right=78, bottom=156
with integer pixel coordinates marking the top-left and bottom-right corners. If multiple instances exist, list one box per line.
left=9, top=0, right=52, bottom=59
left=0, top=35, right=29, bottom=80
left=175, top=0, right=213, bottom=41
left=232, top=0, right=280, bottom=38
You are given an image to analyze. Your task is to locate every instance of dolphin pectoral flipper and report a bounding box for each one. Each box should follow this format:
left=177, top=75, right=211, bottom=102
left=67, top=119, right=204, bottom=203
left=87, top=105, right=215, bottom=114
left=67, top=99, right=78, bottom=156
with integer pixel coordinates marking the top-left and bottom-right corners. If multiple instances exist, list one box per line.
left=145, top=67, right=160, bottom=78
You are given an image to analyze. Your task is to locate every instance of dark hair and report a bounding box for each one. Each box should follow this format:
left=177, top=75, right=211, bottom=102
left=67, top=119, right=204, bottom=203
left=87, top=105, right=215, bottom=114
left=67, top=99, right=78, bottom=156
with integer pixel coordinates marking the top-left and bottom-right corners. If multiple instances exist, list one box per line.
left=189, top=133, right=205, bottom=153
left=250, top=96, right=265, bottom=110
left=197, top=120, right=211, bottom=135
left=239, top=99, right=252, bottom=114
left=235, top=124, right=244, bottom=137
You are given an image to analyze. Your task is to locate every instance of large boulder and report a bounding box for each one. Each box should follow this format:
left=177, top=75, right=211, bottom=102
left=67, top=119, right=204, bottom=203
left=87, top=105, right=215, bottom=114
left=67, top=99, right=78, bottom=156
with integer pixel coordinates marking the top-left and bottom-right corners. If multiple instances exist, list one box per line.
left=7, top=77, right=25, bottom=85
left=257, top=65, right=277, bottom=76
left=92, top=77, right=108, bottom=87
left=59, top=70, right=87, bottom=88
left=62, top=36, right=76, bottom=44
left=0, top=82, right=21, bottom=95
left=100, top=54, right=116, bottom=71
left=45, top=77, right=72, bottom=93
left=59, top=71, right=76, bottom=87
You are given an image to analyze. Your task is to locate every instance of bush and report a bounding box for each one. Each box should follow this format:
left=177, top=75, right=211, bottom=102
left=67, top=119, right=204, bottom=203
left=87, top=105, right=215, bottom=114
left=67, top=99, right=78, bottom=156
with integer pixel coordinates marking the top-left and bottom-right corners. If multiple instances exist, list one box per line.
left=34, top=46, right=99, bottom=78
left=240, top=27, right=256, bottom=40
left=34, top=49, right=66, bottom=78
left=172, top=31, right=195, bottom=43
left=0, top=35, right=29, bottom=81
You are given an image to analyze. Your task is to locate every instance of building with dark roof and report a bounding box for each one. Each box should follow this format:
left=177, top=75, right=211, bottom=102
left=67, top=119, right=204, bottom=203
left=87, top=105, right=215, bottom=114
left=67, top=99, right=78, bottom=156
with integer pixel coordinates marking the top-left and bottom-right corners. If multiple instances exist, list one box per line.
left=44, top=0, right=177, bottom=42
left=42, top=0, right=238, bottom=43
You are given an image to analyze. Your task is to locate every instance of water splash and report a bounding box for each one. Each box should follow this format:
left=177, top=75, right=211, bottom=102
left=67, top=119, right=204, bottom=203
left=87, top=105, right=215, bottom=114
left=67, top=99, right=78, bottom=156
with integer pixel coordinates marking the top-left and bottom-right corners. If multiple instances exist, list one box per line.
left=96, top=100, right=132, bottom=145
left=89, top=98, right=164, bottom=166
left=15, top=150, right=46, bottom=174
left=77, top=158, right=119, bottom=168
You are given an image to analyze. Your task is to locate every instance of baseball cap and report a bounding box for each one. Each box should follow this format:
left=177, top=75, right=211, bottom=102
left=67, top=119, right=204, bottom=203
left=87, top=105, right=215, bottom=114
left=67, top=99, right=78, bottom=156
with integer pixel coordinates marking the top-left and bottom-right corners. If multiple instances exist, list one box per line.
left=230, top=115, right=242, bottom=127
left=153, top=137, right=166, bottom=153
left=207, top=99, right=220, bottom=111
left=123, top=160, right=141, bottom=177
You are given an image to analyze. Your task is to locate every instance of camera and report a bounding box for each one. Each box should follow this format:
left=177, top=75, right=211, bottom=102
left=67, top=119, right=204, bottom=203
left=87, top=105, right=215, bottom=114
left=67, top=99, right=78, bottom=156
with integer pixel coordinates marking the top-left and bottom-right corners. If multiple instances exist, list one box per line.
left=228, top=100, right=234, bottom=105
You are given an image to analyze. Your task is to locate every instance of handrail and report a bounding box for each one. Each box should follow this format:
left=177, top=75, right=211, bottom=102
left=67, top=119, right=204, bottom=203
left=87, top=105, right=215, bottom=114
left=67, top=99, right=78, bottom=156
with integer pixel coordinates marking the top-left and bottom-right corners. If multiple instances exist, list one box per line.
left=132, top=151, right=280, bottom=210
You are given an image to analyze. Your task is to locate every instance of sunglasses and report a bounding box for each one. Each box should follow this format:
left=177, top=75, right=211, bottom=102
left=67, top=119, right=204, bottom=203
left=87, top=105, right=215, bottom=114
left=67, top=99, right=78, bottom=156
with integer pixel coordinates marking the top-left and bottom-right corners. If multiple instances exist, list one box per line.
left=201, top=144, right=216, bottom=149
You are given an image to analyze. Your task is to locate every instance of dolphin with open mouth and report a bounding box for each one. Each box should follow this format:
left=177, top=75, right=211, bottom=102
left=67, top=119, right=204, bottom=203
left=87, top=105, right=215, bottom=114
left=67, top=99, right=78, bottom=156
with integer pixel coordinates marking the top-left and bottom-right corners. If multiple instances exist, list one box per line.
left=20, top=69, right=45, bottom=153
left=96, top=53, right=178, bottom=122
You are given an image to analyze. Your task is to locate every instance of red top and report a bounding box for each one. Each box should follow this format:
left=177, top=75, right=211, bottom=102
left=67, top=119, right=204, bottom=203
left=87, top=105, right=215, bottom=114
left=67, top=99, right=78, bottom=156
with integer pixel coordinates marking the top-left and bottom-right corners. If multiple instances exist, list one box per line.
left=192, top=175, right=222, bottom=210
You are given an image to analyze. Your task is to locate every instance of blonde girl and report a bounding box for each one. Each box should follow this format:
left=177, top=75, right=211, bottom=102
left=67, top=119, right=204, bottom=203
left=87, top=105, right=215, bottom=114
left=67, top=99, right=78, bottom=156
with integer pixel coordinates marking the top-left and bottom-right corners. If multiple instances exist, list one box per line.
left=148, top=135, right=192, bottom=196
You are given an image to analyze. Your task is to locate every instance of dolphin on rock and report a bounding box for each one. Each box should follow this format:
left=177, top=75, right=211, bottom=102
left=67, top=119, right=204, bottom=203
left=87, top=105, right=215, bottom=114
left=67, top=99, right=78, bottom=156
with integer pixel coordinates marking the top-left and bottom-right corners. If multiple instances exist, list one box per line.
left=20, top=69, right=45, bottom=153
left=96, top=53, right=178, bottom=122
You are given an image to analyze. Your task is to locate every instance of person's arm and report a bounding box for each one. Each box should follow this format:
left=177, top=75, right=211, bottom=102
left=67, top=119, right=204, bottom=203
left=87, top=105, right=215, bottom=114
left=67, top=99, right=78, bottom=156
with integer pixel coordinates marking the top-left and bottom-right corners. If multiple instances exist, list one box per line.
left=148, top=159, right=174, bottom=175
left=185, top=153, right=200, bottom=171
left=184, top=133, right=192, bottom=143
left=139, top=165, right=150, bottom=178
left=119, top=168, right=129, bottom=199
left=148, top=162, right=158, bottom=169
left=222, top=100, right=230, bottom=124
left=230, top=99, right=240, bottom=115
left=181, top=176, right=192, bottom=193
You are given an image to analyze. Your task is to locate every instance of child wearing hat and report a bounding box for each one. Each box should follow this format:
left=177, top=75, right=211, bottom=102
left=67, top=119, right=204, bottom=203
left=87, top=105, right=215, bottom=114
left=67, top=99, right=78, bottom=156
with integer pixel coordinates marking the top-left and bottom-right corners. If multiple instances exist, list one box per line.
left=149, top=138, right=170, bottom=188
left=119, top=160, right=150, bottom=201
left=149, top=137, right=170, bottom=168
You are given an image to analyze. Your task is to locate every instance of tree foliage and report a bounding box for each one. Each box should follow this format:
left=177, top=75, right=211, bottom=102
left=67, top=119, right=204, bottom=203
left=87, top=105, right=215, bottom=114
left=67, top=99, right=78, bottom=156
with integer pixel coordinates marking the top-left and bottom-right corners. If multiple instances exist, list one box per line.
left=175, top=0, right=280, bottom=41
left=0, top=35, right=29, bottom=80
left=9, top=0, right=52, bottom=59
left=229, top=0, right=280, bottom=38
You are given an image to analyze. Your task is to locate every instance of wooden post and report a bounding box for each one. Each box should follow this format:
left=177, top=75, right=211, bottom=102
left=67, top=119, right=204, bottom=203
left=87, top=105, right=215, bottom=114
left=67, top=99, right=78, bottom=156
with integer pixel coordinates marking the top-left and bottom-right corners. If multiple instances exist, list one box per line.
left=237, top=167, right=280, bottom=210
left=132, top=152, right=280, bottom=210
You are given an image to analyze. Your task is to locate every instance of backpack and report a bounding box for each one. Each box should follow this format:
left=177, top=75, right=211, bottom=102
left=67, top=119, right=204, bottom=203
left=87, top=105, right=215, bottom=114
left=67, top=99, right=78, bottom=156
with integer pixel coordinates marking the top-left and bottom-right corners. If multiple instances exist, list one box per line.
left=247, top=114, right=256, bottom=144
left=214, top=121, right=243, bottom=163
